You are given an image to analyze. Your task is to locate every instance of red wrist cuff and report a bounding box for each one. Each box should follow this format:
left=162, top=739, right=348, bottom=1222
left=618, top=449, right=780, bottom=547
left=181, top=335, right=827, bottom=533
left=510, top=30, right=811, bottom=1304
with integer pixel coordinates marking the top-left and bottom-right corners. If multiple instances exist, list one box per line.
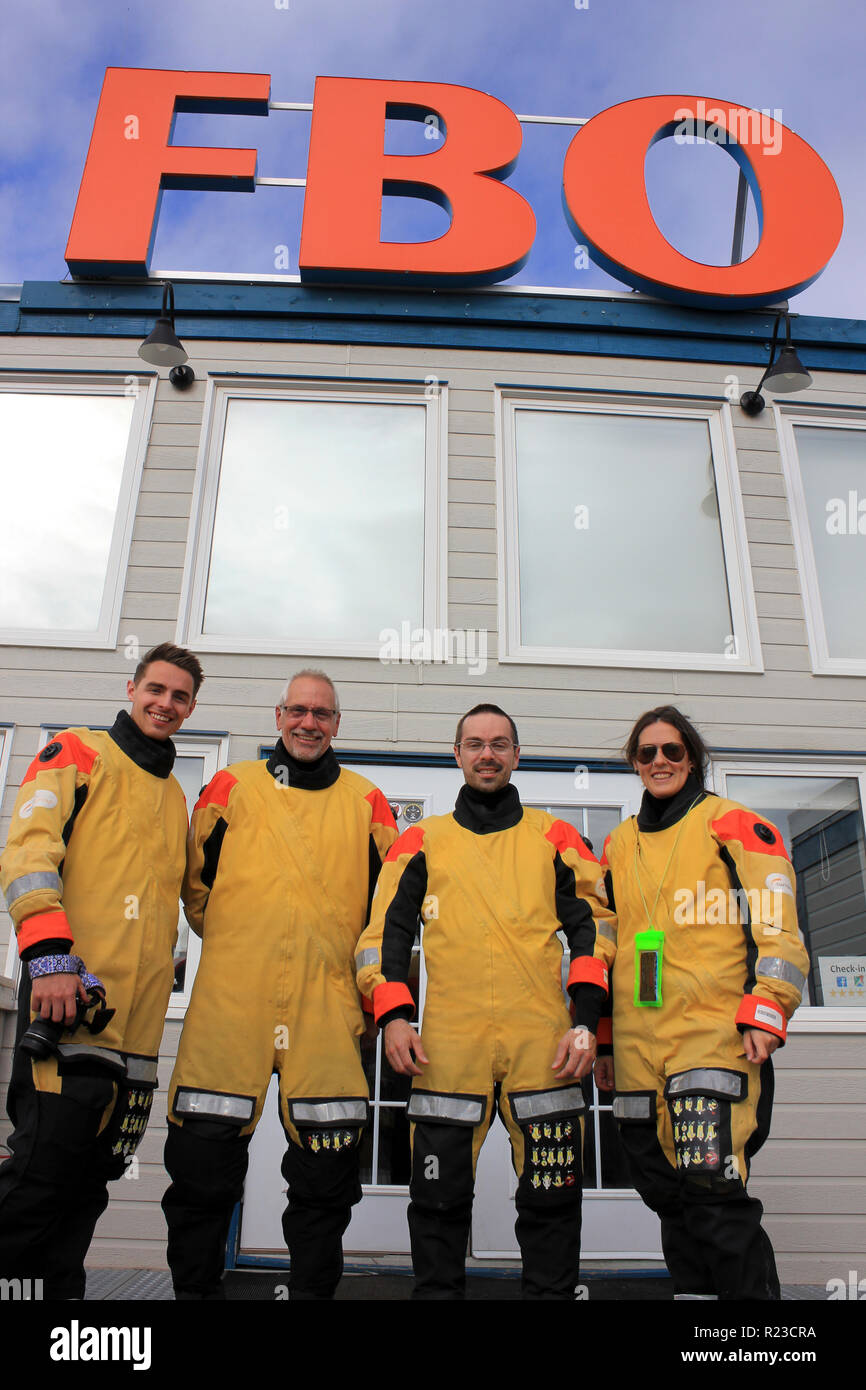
left=735, top=994, right=787, bottom=1041
left=373, top=981, right=415, bottom=1024
left=18, top=911, right=73, bottom=954
left=567, top=957, right=609, bottom=992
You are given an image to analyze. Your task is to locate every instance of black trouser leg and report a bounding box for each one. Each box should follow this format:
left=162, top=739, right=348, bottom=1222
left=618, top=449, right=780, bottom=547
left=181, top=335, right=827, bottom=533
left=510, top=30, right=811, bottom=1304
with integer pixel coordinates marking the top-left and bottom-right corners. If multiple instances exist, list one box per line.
left=679, top=1192, right=780, bottom=1301
left=0, top=1033, right=117, bottom=1301
left=281, top=1128, right=362, bottom=1300
left=513, top=1118, right=583, bottom=1301
left=616, top=1115, right=714, bottom=1297
left=408, top=1120, right=475, bottom=1300
left=162, top=1118, right=251, bottom=1299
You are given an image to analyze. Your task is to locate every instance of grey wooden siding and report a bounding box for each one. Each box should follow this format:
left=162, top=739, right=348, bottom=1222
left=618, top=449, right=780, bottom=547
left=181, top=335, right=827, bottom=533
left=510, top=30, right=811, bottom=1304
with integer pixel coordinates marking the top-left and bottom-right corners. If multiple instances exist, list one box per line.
left=1, top=328, right=864, bottom=1283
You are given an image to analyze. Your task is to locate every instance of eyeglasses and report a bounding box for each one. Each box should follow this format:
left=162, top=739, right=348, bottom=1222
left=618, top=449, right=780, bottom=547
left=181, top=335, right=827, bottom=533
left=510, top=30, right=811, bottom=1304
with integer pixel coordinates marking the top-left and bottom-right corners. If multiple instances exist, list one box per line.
left=635, top=742, right=687, bottom=765
left=457, top=738, right=515, bottom=755
left=279, top=705, right=337, bottom=723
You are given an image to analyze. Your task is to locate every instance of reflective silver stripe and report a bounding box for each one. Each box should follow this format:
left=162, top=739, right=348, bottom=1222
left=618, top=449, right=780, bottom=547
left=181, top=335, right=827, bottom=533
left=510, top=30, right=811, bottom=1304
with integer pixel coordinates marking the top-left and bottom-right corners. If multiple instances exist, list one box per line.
left=613, top=1095, right=654, bottom=1121
left=5, top=871, right=63, bottom=907
left=667, top=1069, right=744, bottom=1099
left=56, top=1044, right=126, bottom=1073
left=125, top=1057, right=158, bottom=1083
left=510, top=1086, right=584, bottom=1121
left=291, top=1099, right=368, bottom=1126
left=408, top=1093, right=484, bottom=1125
left=174, top=1089, right=255, bottom=1123
left=596, top=921, right=617, bottom=943
left=757, top=957, right=806, bottom=993
left=355, top=948, right=380, bottom=969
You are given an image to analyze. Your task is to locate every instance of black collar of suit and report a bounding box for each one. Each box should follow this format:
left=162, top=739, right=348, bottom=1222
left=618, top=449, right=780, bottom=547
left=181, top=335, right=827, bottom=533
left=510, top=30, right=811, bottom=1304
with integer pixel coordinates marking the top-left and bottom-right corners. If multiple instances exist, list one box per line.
left=109, top=710, right=176, bottom=779
left=636, top=772, right=707, bottom=832
left=454, top=781, right=523, bottom=834
left=266, top=739, right=341, bottom=789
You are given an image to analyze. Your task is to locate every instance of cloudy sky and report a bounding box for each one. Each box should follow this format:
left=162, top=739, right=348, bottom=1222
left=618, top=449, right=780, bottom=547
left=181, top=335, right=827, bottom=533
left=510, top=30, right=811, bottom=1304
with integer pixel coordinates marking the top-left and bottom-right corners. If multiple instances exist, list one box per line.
left=2, top=0, right=863, bottom=317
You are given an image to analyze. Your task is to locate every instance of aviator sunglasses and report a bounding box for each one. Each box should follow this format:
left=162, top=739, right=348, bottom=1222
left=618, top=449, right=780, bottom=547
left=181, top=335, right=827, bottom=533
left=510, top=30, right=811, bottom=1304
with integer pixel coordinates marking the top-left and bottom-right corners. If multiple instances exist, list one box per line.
left=635, top=742, right=687, bottom=765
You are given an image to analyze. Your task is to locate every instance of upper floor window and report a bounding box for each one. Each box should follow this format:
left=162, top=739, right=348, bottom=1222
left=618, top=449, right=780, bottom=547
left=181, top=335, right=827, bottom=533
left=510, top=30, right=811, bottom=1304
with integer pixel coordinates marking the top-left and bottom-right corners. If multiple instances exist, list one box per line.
left=777, top=409, right=866, bottom=674
left=0, top=375, right=156, bottom=648
left=179, top=379, right=447, bottom=656
left=496, top=392, right=762, bottom=671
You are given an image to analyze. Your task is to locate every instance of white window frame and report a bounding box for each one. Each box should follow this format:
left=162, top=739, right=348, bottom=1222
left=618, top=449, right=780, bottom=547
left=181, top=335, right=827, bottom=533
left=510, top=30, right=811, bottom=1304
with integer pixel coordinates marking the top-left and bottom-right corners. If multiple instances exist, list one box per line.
left=775, top=405, right=866, bottom=676
left=0, top=724, right=16, bottom=980
left=0, top=373, right=157, bottom=649
left=713, top=756, right=866, bottom=1034
left=496, top=389, right=763, bottom=671
left=177, top=376, right=448, bottom=657
left=167, top=732, right=230, bottom=1017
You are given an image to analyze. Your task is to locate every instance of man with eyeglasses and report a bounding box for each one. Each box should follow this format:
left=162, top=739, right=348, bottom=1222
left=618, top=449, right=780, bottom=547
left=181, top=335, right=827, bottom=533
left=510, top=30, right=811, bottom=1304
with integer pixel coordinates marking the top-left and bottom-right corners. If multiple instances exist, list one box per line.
left=356, top=703, right=616, bottom=1299
left=161, top=670, right=397, bottom=1299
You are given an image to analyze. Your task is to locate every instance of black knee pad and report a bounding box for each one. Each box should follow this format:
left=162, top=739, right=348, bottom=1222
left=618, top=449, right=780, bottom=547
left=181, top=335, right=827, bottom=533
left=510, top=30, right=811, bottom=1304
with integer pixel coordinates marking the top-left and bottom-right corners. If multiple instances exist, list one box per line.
left=517, top=1114, right=582, bottom=1207
left=164, top=1118, right=251, bottom=1206
left=282, top=1129, right=362, bottom=1209
left=613, top=1090, right=680, bottom=1214
left=409, top=1120, right=476, bottom=1213
left=664, top=1069, right=748, bottom=1197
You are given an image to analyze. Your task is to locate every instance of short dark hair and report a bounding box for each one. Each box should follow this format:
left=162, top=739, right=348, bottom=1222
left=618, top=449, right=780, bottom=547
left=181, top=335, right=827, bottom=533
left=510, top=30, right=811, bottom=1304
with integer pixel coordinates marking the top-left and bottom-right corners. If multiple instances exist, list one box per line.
left=134, top=643, right=204, bottom=697
left=623, top=705, right=709, bottom=786
left=455, top=703, right=519, bottom=747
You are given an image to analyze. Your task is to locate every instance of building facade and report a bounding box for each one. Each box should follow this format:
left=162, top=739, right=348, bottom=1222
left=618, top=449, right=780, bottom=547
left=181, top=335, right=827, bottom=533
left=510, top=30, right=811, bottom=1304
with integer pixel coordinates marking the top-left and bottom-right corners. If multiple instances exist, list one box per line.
left=1, top=279, right=864, bottom=1283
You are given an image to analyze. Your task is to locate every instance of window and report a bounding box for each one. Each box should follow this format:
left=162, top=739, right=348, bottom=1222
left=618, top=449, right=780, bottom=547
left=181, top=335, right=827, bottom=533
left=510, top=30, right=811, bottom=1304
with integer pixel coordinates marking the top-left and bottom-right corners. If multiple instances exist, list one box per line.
left=497, top=392, right=762, bottom=670
left=0, top=724, right=15, bottom=979
left=777, top=409, right=866, bottom=674
left=0, top=375, right=156, bottom=648
left=167, top=735, right=230, bottom=1016
left=713, top=760, right=866, bottom=1026
left=179, top=379, right=447, bottom=656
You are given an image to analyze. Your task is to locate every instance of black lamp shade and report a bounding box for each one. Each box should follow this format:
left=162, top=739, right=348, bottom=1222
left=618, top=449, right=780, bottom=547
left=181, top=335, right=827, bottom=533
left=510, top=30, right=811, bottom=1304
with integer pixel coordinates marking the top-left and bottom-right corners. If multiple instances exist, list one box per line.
left=138, top=316, right=188, bottom=367
left=762, top=345, right=812, bottom=394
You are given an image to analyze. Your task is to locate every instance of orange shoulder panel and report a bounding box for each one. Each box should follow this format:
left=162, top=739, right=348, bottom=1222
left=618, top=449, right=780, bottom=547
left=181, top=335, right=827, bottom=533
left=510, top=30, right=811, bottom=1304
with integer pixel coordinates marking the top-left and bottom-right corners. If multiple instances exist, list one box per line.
left=545, top=819, right=598, bottom=863
left=711, top=808, right=790, bottom=862
left=365, top=787, right=398, bottom=831
left=385, top=824, right=426, bottom=863
left=193, top=769, right=237, bottom=814
left=21, top=732, right=98, bottom=787
left=600, top=833, right=612, bottom=869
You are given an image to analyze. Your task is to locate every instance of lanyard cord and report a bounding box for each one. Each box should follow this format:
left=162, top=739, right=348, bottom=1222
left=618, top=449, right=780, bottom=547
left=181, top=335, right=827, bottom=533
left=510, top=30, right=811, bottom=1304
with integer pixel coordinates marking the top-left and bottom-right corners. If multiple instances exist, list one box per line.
left=632, top=795, right=703, bottom=928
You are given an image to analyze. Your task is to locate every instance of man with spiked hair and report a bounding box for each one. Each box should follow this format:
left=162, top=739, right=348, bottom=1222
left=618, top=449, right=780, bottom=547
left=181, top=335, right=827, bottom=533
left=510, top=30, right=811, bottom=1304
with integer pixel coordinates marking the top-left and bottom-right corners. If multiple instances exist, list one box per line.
left=356, top=702, right=616, bottom=1299
left=0, top=642, right=203, bottom=1299
left=163, top=669, right=397, bottom=1300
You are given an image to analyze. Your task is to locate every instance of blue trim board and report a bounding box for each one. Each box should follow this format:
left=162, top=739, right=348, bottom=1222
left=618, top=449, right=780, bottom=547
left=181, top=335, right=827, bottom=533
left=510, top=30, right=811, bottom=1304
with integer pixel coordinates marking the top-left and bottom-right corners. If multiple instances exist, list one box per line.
left=260, top=746, right=866, bottom=769
left=7, top=281, right=866, bottom=372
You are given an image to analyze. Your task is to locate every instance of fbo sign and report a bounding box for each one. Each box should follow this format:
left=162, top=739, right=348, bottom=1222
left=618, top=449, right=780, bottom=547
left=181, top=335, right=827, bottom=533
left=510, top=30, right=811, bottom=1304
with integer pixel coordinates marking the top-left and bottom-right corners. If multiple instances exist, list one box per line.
left=65, top=70, right=843, bottom=309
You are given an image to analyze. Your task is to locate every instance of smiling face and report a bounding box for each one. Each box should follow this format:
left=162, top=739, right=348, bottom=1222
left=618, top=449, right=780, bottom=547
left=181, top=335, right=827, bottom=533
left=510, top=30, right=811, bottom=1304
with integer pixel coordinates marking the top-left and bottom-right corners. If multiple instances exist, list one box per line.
left=275, top=675, right=340, bottom=762
left=633, top=720, right=694, bottom=799
left=454, top=711, right=519, bottom=793
left=127, top=661, right=197, bottom=741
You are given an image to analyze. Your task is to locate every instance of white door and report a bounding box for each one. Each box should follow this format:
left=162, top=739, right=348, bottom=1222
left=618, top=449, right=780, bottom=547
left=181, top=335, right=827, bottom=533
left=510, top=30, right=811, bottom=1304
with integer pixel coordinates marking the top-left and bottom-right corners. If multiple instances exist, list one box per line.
left=238, top=763, right=662, bottom=1261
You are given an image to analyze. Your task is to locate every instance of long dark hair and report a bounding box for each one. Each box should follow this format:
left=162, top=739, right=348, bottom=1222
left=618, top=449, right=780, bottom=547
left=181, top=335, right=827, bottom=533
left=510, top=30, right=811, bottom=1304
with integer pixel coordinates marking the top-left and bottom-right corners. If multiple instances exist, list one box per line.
left=623, top=705, right=710, bottom=787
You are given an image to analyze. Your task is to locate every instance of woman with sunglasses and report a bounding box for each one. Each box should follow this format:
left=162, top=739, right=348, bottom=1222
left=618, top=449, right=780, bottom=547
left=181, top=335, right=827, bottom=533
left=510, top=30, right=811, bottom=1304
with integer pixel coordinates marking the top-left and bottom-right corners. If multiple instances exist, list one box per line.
left=594, top=705, right=809, bottom=1300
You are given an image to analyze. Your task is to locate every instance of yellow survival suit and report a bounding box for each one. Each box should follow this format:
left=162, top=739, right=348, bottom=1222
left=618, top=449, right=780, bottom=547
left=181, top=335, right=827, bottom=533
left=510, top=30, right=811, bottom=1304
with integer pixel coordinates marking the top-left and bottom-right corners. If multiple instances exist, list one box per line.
left=162, top=743, right=396, bottom=1298
left=356, top=783, right=615, bottom=1299
left=601, top=779, right=809, bottom=1300
left=0, top=714, right=187, bottom=1299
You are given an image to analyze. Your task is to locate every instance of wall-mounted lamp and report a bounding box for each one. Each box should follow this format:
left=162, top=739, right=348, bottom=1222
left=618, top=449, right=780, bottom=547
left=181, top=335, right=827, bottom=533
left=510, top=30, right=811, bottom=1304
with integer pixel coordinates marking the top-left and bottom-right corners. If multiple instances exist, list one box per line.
left=137, top=282, right=195, bottom=389
left=739, top=312, right=812, bottom=416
